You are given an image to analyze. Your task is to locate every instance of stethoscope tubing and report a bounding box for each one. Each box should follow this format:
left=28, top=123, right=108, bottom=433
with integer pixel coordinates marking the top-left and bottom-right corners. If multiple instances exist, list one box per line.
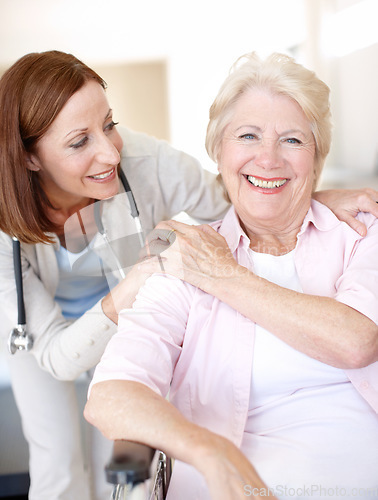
left=12, top=237, right=26, bottom=325
left=93, top=169, right=145, bottom=278
left=8, top=237, right=33, bottom=354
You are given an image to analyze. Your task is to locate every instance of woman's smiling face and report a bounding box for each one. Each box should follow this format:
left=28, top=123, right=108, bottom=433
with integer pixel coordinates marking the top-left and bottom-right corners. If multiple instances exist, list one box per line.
left=28, top=80, right=123, bottom=210
left=218, top=88, right=316, bottom=236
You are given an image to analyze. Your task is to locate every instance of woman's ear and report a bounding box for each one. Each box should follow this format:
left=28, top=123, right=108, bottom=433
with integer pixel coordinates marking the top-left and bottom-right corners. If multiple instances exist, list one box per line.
left=24, top=153, right=41, bottom=172
left=215, top=149, right=222, bottom=172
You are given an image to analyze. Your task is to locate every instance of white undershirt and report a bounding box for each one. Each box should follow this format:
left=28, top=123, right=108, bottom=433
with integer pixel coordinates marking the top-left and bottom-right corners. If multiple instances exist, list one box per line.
left=241, top=249, right=378, bottom=499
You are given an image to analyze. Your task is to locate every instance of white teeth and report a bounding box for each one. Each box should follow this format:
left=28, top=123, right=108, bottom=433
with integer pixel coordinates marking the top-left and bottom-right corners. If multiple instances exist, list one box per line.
left=90, top=168, right=114, bottom=180
left=247, top=176, right=287, bottom=189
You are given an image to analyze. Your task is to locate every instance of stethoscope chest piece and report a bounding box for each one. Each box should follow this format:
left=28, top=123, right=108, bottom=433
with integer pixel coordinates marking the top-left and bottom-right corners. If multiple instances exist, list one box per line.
left=8, top=324, right=34, bottom=354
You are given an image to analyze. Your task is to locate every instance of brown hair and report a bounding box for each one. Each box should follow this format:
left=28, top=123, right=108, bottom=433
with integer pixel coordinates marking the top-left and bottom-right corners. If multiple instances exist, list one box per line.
left=0, top=50, right=106, bottom=244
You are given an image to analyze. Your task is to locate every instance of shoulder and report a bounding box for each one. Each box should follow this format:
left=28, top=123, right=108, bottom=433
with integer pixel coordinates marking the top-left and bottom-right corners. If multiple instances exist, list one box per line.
left=308, top=200, right=378, bottom=236
left=0, top=231, right=13, bottom=249
left=0, top=232, right=37, bottom=261
left=118, top=126, right=167, bottom=158
left=307, top=200, right=342, bottom=230
left=0, top=232, right=57, bottom=278
left=299, top=201, right=378, bottom=264
left=118, top=125, right=201, bottom=171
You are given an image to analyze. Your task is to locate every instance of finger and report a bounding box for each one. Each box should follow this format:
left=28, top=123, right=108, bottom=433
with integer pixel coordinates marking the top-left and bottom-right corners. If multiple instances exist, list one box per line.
left=156, top=220, right=221, bottom=243
left=197, top=224, right=226, bottom=241
left=342, top=215, right=367, bottom=237
left=360, top=187, right=378, bottom=199
left=143, top=229, right=178, bottom=259
left=354, top=191, right=378, bottom=216
left=145, top=227, right=177, bottom=243
left=197, top=223, right=220, bottom=236
left=363, top=199, right=378, bottom=217
left=155, top=219, right=194, bottom=234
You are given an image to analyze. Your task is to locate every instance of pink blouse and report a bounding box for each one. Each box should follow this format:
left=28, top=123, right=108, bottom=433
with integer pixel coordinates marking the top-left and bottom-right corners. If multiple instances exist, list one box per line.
left=91, top=201, right=378, bottom=498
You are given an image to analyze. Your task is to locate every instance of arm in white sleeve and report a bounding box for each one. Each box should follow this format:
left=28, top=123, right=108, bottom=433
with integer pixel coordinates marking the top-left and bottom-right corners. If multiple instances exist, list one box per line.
left=0, top=233, right=117, bottom=380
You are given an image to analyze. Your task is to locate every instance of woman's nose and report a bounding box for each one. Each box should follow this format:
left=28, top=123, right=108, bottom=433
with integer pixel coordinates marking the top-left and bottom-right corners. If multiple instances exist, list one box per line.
left=254, top=140, right=281, bottom=169
left=95, top=135, right=121, bottom=166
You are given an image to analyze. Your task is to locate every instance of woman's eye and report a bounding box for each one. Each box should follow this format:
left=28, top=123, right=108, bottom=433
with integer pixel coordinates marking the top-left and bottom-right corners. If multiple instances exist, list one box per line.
left=240, top=133, right=256, bottom=140
left=70, top=137, right=88, bottom=149
left=286, top=137, right=301, bottom=144
left=105, top=120, right=119, bottom=132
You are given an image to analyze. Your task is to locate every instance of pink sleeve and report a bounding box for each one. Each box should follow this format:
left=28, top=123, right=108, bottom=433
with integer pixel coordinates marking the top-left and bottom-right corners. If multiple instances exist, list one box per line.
left=89, top=274, right=194, bottom=396
left=335, top=216, right=378, bottom=325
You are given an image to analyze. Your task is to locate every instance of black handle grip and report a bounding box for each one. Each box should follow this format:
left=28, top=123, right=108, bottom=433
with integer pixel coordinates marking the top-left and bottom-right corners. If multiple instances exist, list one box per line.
left=105, top=440, right=155, bottom=485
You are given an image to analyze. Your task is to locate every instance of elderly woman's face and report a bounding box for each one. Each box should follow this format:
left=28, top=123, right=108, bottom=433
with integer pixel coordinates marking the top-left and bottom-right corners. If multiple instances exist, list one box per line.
left=218, top=88, right=316, bottom=234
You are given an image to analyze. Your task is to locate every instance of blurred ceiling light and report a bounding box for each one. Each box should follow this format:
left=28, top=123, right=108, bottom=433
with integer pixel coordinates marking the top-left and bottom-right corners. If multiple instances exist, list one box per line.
left=321, top=0, right=378, bottom=57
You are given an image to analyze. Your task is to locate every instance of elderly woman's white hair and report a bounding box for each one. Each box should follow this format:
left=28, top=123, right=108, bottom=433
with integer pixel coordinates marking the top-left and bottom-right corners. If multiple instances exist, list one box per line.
left=205, top=52, right=333, bottom=189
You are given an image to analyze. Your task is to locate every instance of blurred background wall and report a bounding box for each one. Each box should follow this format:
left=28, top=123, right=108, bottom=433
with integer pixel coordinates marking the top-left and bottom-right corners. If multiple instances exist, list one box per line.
left=0, top=0, right=377, bottom=187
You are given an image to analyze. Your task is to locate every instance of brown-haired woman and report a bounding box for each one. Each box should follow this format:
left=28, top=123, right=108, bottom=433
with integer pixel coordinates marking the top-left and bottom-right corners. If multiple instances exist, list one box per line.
left=0, top=50, right=376, bottom=499
left=0, top=49, right=229, bottom=500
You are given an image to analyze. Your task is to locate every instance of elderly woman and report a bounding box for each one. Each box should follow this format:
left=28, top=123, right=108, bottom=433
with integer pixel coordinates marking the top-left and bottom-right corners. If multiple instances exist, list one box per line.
left=86, top=52, right=378, bottom=499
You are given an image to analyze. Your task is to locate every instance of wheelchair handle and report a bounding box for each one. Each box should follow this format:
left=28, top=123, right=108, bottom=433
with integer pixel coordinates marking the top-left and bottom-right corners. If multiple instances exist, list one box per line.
left=106, top=440, right=155, bottom=486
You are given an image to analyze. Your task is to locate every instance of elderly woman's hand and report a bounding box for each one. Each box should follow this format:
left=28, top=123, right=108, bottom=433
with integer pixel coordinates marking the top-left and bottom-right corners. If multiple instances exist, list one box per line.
left=101, top=220, right=242, bottom=322
left=140, top=220, right=247, bottom=294
left=195, top=432, right=277, bottom=500
left=86, top=380, right=276, bottom=500
left=313, top=188, right=378, bottom=236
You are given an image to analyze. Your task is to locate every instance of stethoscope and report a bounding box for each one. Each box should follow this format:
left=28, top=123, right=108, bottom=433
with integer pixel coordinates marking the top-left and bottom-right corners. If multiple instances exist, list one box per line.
left=8, top=170, right=143, bottom=354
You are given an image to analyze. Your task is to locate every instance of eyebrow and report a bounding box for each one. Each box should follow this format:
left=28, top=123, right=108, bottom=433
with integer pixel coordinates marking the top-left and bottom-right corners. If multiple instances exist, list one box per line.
left=235, top=125, right=309, bottom=138
left=280, top=128, right=309, bottom=137
left=235, top=125, right=262, bottom=133
left=64, top=108, right=113, bottom=139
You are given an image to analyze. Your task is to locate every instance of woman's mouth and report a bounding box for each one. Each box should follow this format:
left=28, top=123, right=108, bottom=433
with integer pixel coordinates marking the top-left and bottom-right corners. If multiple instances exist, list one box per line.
left=88, top=167, right=116, bottom=180
left=246, top=175, right=288, bottom=189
